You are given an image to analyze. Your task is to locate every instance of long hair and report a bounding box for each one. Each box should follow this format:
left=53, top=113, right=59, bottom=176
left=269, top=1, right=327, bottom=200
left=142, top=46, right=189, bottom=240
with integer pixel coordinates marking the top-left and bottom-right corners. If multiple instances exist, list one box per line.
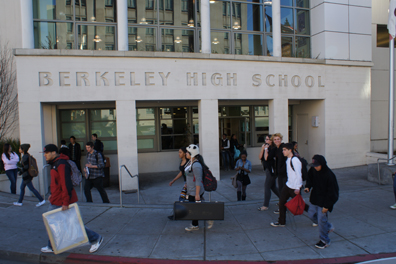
left=3, top=144, right=11, bottom=160
left=195, top=154, right=209, bottom=170
left=266, top=134, right=275, bottom=148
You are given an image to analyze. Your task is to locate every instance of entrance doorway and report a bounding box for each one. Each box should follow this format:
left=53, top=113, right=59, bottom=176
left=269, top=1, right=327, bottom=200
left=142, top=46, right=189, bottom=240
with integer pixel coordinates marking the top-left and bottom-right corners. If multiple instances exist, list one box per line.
left=219, top=117, right=249, bottom=147
left=297, top=114, right=309, bottom=159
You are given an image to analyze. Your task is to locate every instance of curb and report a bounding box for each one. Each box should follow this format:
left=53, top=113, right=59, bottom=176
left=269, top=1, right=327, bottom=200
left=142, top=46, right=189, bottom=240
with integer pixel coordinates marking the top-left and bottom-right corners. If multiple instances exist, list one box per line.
left=0, top=249, right=69, bottom=264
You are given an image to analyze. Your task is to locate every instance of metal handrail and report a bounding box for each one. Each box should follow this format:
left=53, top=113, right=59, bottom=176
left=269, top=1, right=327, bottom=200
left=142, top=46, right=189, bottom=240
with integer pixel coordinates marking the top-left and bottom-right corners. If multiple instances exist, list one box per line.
left=42, top=164, right=51, bottom=199
left=377, top=155, right=396, bottom=185
left=119, top=165, right=139, bottom=207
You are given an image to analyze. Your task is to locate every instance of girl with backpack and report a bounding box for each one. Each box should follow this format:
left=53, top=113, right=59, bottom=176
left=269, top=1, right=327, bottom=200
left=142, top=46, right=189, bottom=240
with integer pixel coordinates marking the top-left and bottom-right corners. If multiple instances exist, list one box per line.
left=13, top=144, right=45, bottom=207
left=2, top=143, right=20, bottom=194
left=235, top=151, right=252, bottom=201
left=184, top=144, right=206, bottom=231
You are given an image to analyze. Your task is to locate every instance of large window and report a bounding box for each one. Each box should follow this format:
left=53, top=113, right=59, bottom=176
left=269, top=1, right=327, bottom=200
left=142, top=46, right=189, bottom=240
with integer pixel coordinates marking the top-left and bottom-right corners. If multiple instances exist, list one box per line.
left=33, top=0, right=117, bottom=50
left=59, top=108, right=117, bottom=154
left=137, top=106, right=199, bottom=152
left=280, top=0, right=310, bottom=58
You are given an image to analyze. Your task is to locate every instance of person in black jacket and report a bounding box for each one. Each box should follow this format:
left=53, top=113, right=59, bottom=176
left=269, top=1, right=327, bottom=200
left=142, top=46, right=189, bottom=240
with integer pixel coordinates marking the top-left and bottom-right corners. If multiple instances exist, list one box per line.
left=264, top=133, right=286, bottom=214
left=304, top=155, right=339, bottom=249
left=13, top=144, right=45, bottom=207
left=69, top=136, right=82, bottom=172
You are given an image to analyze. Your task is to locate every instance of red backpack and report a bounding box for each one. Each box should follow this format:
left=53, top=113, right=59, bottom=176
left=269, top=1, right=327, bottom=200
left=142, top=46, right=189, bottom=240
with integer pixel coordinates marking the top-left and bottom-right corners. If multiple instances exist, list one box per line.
left=285, top=194, right=305, bottom=215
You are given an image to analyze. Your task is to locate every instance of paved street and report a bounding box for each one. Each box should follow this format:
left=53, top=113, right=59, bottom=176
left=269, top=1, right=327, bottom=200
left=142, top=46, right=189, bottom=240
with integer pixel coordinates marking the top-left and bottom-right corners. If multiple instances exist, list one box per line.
left=0, top=165, right=396, bottom=263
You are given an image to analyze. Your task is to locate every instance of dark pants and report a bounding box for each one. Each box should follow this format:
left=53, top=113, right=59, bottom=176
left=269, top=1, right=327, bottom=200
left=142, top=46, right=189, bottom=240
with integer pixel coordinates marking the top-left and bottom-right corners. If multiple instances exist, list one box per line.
left=263, top=169, right=279, bottom=207
left=278, top=185, right=309, bottom=225
left=188, top=194, right=203, bottom=227
left=72, top=159, right=81, bottom=172
left=5, top=169, right=18, bottom=194
left=277, top=176, right=287, bottom=194
left=84, top=177, right=110, bottom=203
left=18, top=180, right=44, bottom=203
left=236, top=180, right=247, bottom=196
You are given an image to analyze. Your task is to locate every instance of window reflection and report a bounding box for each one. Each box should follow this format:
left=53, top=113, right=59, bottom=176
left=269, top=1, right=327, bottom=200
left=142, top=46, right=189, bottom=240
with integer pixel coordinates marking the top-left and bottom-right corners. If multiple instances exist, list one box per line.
left=75, top=0, right=116, bottom=22
left=161, top=29, right=194, bottom=52
left=211, top=32, right=230, bottom=54
left=78, top=25, right=115, bottom=50
left=128, top=27, right=156, bottom=51
left=34, top=22, right=74, bottom=49
left=235, top=33, right=263, bottom=55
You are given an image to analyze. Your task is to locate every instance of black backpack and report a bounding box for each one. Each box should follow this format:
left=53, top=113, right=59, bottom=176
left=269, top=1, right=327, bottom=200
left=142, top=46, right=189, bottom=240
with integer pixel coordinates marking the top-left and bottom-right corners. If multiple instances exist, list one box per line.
left=0, top=158, right=4, bottom=172
left=290, top=156, right=309, bottom=181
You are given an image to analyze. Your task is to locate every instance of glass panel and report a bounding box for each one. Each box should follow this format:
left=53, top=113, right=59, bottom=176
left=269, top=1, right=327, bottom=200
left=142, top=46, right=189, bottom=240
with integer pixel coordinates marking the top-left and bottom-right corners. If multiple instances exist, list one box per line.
left=127, top=0, right=137, bottom=23
left=173, top=107, right=188, bottom=118
left=265, top=5, right=272, bottom=32
left=193, top=135, right=199, bottom=144
left=196, top=0, right=201, bottom=27
left=159, top=0, right=195, bottom=26
left=33, top=0, right=73, bottom=20
left=102, top=140, right=117, bottom=151
left=281, top=36, right=293, bottom=57
left=377, top=25, right=392, bottom=48
left=138, top=138, right=154, bottom=149
left=75, top=0, right=116, bottom=23
left=77, top=25, right=116, bottom=50
left=91, top=121, right=117, bottom=137
left=90, top=109, right=116, bottom=121
left=255, top=117, right=269, bottom=131
left=296, top=0, right=309, bottom=8
left=161, top=120, right=173, bottom=134
left=61, top=123, right=86, bottom=138
left=137, top=108, right=155, bottom=119
left=296, top=9, right=309, bottom=35
left=281, top=0, right=293, bottom=6
left=266, top=35, right=273, bottom=56
left=257, top=133, right=268, bottom=144
left=159, top=0, right=174, bottom=25
left=241, top=106, right=250, bottom=116
left=296, top=36, right=310, bottom=58
left=192, top=107, right=199, bottom=118
left=161, top=28, right=194, bottom=52
left=162, top=135, right=173, bottom=149
left=173, top=119, right=187, bottom=134
left=240, top=118, right=250, bottom=132
left=193, top=119, right=199, bottom=134
left=281, top=8, right=294, bottom=34
left=160, top=108, right=172, bottom=119
left=254, top=106, right=269, bottom=116
left=232, top=3, right=263, bottom=32
left=61, top=110, right=86, bottom=122
left=34, top=22, right=74, bottom=49
left=210, top=1, right=230, bottom=29
left=174, top=135, right=190, bottom=149
left=137, top=120, right=156, bottom=135
left=234, top=33, right=263, bottom=55
left=211, top=31, right=231, bottom=54
left=128, top=27, right=156, bottom=51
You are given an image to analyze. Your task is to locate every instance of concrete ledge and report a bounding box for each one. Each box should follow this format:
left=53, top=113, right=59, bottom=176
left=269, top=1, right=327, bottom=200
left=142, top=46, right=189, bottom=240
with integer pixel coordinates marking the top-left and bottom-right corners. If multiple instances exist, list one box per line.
left=13, top=49, right=373, bottom=67
left=366, top=152, right=390, bottom=165
left=367, top=163, right=396, bottom=185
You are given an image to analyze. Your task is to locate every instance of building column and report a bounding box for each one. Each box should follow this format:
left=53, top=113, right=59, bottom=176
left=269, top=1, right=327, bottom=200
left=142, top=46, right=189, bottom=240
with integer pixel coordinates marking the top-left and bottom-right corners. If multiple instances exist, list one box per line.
left=272, top=0, right=281, bottom=57
left=200, top=0, right=211, bottom=54
left=198, top=99, right=219, bottom=180
left=269, top=98, right=289, bottom=141
left=116, top=100, right=139, bottom=190
left=117, top=0, right=128, bottom=51
left=20, top=0, right=34, bottom=49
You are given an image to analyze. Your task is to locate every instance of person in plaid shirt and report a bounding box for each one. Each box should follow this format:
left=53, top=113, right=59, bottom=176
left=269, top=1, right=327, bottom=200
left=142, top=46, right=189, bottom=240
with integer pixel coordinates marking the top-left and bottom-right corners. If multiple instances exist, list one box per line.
left=84, top=142, right=110, bottom=203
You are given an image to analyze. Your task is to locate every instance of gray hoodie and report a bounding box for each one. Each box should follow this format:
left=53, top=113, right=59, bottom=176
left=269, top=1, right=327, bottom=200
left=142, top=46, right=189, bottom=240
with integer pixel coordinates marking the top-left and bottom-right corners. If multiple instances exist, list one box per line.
left=185, top=161, right=205, bottom=197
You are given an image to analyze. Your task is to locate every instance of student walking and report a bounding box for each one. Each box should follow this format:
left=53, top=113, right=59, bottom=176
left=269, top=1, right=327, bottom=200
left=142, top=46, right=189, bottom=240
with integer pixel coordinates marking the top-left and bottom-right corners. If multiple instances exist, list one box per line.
left=258, top=135, right=279, bottom=211
left=235, top=151, right=252, bottom=201
left=304, top=155, right=339, bottom=249
left=271, top=143, right=308, bottom=227
left=2, top=143, right=20, bottom=194
left=220, top=134, right=231, bottom=171
left=14, top=144, right=45, bottom=207
left=40, top=144, right=103, bottom=254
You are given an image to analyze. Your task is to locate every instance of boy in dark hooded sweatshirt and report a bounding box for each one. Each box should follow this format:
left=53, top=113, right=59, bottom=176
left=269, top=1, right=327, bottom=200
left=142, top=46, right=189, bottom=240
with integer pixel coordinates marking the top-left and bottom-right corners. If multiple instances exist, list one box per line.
left=304, top=155, right=339, bottom=249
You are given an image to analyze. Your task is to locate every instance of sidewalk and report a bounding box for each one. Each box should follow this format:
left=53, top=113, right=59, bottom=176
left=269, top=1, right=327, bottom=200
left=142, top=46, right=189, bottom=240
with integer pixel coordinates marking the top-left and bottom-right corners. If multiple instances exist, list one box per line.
left=0, top=165, right=396, bottom=263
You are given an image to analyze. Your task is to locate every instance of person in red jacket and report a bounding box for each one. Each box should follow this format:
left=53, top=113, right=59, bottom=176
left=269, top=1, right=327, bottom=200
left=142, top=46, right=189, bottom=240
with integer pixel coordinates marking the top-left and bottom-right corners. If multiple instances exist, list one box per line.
left=40, top=144, right=103, bottom=254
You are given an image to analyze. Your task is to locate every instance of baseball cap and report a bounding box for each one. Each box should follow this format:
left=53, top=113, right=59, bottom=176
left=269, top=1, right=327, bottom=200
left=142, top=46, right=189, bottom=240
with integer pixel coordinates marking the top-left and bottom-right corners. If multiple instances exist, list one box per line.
left=42, top=144, right=58, bottom=153
left=310, top=158, right=321, bottom=167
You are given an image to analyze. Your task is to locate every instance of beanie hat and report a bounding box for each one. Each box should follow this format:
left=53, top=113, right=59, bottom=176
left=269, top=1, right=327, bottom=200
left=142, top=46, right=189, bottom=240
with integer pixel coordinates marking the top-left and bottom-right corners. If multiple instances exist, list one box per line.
left=186, top=144, right=199, bottom=158
left=20, top=144, right=30, bottom=153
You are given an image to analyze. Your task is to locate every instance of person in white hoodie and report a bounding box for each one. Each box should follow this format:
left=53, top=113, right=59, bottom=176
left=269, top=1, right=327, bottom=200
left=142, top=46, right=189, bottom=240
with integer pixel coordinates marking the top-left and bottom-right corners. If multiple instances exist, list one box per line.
left=2, top=143, right=20, bottom=194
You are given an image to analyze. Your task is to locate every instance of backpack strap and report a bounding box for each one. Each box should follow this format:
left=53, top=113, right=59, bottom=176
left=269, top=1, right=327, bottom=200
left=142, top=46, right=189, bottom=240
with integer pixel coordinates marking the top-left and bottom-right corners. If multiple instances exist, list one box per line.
left=290, top=156, right=296, bottom=172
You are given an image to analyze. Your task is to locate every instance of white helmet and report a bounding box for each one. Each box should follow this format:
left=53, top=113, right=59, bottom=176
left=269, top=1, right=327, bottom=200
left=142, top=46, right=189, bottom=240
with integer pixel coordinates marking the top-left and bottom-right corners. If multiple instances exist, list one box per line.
left=186, top=144, right=199, bottom=158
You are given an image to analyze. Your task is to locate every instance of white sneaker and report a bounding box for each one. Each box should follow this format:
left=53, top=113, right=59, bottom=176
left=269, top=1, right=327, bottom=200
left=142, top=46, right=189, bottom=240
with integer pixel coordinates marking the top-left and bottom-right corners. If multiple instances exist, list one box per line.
left=41, top=246, right=53, bottom=253
left=185, top=225, right=199, bottom=231
left=36, top=200, right=46, bottom=207
left=207, top=220, right=214, bottom=229
left=312, top=223, right=318, bottom=227
left=13, top=202, right=22, bottom=206
left=89, top=236, right=103, bottom=253
left=390, top=204, right=396, bottom=210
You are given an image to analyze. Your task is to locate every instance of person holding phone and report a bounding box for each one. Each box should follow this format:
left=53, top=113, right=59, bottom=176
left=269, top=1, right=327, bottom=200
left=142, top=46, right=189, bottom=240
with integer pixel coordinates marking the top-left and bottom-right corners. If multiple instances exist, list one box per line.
left=235, top=151, right=252, bottom=201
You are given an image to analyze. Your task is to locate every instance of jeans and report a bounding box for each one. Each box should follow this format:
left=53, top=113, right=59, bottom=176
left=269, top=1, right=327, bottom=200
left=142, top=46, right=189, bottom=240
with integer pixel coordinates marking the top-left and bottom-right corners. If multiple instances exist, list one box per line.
left=221, top=151, right=230, bottom=170
left=263, top=169, right=279, bottom=207
left=308, top=204, right=333, bottom=244
left=18, top=180, right=43, bottom=203
left=5, top=169, right=18, bottom=194
left=46, top=203, right=101, bottom=249
left=84, top=177, right=110, bottom=203
left=393, top=176, right=396, bottom=202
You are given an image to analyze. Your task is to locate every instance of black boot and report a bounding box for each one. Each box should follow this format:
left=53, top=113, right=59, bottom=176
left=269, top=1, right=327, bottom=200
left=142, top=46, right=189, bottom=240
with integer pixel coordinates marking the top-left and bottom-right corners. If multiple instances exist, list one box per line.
left=237, top=191, right=242, bottom=201
left=242, top=195, right=246, bottom=201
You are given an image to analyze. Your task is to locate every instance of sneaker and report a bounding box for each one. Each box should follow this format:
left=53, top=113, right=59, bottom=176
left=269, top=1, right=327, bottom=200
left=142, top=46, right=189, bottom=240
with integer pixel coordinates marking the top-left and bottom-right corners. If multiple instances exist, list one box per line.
left=185, top=225, right=199, bottom=231
left=270, top=222, right=285, bottom=227
left=13, top=202, right=22, bottom=206
left=390, top=204, right=396, bottom=210
left=36, top=200, right=46, bottom=207
left=41, top=246, right=53, bottom=253
left=258, top=206, right=268, bottom=211
left=207, top=220, right=214, bottom=229
left=89, top=236, right=103, bottom=253
left=315, top=240, right=330, bottom=249
left=312, top=223, right=318, bottom=227
left=273, top=209, right=280, bottom=214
